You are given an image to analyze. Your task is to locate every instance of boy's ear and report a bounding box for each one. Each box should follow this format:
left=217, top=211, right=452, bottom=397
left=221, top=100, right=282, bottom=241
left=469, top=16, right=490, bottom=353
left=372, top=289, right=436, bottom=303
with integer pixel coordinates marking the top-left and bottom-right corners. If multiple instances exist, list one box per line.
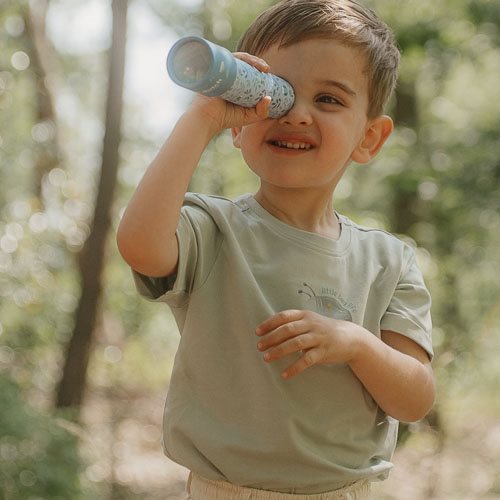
left=351, top=115, right=393, bottom=164
left=232, top=127, right=242, bottom=148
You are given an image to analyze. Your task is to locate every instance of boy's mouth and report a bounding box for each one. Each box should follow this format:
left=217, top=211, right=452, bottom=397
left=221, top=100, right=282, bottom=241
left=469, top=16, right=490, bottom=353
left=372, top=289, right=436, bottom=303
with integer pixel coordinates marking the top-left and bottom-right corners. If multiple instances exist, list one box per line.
left=268, top=140, right=313, bottom=151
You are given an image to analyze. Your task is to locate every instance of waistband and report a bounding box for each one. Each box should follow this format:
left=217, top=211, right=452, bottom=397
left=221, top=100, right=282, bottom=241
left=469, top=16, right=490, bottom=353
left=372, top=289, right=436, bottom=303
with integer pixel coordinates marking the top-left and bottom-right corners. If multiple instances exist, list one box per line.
left=187, top=473, right=372, bottom=499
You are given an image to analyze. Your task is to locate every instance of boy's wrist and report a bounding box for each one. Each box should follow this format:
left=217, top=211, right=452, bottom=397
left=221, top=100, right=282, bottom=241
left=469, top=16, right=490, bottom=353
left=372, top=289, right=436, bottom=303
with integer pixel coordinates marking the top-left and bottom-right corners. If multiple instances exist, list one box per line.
left=175, top=106, right=223, bottom=147
left=185, top=93, right=238, bottom=137
left=344, top=322, right=373, bottom=366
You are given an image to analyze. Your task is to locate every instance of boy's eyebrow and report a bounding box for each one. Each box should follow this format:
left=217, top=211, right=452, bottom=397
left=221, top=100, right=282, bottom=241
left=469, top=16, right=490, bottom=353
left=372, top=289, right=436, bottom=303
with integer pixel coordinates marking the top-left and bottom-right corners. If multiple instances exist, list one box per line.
left=317, top=79, right=357, bottom=97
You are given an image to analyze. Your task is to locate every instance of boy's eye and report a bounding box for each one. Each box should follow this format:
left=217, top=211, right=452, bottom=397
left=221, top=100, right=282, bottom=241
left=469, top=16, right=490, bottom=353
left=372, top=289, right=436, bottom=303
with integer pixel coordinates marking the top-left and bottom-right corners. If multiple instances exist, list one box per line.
left=316, top=94, right=343, bottom=106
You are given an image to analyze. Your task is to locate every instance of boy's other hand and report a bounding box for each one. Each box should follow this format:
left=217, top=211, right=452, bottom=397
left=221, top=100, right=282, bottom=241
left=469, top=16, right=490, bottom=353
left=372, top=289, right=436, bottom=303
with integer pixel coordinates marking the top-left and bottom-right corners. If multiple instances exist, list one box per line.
left=188, top=52, right=271, bottom=135
left=255, top=310, right=360, bottom=379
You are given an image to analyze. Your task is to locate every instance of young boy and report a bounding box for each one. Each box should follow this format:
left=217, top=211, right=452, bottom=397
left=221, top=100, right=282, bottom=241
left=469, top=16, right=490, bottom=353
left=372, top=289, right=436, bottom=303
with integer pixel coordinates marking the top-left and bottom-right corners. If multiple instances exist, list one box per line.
left=117, top=0, right=435, bottom=498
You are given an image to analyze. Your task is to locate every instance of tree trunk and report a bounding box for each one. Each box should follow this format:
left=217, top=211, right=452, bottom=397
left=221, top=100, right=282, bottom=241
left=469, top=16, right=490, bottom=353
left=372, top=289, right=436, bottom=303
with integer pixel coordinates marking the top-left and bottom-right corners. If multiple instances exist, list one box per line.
left=391, top=82, right=419, bottom=235
left=56, top=0, right=128, bottom=413
left=24, top=0, right=61, bottom=204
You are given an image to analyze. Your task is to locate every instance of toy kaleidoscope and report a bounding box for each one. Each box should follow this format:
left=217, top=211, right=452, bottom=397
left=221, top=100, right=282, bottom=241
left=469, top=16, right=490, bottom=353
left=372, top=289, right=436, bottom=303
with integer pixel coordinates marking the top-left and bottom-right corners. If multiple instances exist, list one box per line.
left=167, top=36, right=295, bottom=118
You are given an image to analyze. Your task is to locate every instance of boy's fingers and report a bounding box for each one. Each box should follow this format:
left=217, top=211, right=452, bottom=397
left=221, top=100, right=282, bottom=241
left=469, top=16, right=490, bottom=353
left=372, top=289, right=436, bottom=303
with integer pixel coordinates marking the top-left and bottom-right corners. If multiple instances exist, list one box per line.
left=261, top=332, right=315, bottom=360
left=233, top=52, right=270, bottom=72
left=282, top=349, right=320, bottom=379
left=256, top=310, right=304, bottom=336
left=257, top=321, right=307, bottom=351
left=255, top=96, right=271, bottom=119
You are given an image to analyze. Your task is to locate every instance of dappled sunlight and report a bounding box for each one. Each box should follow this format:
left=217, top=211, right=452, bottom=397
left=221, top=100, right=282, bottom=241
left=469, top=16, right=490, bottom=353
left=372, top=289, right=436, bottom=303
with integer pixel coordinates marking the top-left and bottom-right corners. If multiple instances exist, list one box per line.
left=1, top=0, right=499, bottom=498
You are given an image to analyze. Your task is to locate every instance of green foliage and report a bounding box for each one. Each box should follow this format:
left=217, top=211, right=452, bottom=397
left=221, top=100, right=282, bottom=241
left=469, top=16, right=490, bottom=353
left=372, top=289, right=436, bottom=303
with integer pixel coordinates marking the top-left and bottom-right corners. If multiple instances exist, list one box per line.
left=148, top=0, right=274, bottom=50
left=0, top=376, right=84, bottom=499
left=1, top=0, right=500, bottom=496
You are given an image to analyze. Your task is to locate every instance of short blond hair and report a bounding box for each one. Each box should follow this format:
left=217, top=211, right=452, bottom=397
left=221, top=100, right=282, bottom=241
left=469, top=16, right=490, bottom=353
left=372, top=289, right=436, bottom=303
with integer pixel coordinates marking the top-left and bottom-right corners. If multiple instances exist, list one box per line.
left=237, top=0, right=400, bottom=117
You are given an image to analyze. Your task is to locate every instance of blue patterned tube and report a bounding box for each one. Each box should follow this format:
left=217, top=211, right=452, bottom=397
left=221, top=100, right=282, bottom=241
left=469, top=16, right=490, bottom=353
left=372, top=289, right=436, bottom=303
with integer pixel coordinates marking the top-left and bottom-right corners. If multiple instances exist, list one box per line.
left=167, top=36, right=295, bottom=118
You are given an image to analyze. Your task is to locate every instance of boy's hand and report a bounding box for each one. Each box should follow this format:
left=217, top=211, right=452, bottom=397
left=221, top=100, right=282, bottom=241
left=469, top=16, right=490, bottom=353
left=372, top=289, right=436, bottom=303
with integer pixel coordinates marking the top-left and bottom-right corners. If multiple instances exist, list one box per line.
left=256, top=310, right=360, bottom=379
left=188, top=52, right=272, bottom=135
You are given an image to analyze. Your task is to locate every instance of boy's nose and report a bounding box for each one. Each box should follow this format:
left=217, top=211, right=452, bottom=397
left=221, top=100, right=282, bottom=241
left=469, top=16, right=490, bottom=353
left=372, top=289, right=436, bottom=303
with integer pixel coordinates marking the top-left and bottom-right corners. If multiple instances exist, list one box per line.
left=278, top=99, right=313, bottom=126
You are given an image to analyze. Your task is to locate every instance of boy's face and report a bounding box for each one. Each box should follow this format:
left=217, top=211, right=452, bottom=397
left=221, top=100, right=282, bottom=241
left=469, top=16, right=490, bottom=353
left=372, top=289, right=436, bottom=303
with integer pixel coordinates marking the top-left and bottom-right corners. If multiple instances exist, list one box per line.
left=232, top=38, right=391, bottom=195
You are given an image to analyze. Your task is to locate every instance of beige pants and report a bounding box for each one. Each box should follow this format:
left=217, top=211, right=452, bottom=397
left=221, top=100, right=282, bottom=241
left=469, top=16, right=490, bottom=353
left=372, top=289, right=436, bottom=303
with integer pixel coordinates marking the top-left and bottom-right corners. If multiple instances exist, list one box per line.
left=186, top=473, right=373, bottom=500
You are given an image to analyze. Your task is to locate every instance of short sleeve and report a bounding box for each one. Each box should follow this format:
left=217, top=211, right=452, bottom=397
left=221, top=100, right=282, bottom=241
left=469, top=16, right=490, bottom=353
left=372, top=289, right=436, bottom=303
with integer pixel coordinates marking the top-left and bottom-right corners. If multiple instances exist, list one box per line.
left=380, top=246, right=433, bottom=359
left=132, top=194, right=223, bottom=307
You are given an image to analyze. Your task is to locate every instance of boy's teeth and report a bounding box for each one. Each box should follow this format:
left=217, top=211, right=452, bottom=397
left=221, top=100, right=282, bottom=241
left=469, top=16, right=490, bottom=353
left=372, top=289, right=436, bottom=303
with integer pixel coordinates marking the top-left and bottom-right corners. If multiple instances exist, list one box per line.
left=275, top=141, right=311, bottom=150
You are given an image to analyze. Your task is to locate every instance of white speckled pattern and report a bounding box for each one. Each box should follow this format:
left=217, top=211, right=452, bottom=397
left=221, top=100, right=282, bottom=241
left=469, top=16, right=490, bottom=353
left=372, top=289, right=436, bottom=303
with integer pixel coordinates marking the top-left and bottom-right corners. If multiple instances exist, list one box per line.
left=219, top=59, right=295, bottom=118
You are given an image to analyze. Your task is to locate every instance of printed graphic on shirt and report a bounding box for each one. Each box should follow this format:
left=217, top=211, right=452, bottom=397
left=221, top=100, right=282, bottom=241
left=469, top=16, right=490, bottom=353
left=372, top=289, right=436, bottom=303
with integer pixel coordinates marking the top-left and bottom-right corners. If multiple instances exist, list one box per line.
left=298, top=282, right=354, bottom=321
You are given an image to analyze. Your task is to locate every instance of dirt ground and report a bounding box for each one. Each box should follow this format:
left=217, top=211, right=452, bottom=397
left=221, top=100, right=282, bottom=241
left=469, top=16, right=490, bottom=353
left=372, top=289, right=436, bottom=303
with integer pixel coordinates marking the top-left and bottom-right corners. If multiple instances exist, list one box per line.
left=80, top=391, right=500, bottom=499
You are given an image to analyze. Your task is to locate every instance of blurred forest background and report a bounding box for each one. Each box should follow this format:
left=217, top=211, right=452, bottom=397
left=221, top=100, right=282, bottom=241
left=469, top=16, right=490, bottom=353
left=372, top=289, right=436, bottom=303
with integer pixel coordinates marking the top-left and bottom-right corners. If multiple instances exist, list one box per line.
left=1, top=0, right=499, bottom=498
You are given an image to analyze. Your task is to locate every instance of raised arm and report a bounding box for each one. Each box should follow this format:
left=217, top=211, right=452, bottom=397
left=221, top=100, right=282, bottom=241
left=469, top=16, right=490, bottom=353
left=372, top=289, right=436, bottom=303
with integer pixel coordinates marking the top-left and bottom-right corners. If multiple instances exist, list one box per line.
left=116, top=55, right=271, bottom=278
left=116, top=110, right=217, bottom=278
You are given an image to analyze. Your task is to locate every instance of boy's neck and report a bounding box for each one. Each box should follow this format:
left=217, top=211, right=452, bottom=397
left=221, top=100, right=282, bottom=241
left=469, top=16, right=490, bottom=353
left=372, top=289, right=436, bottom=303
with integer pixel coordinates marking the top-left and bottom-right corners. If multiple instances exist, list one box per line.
left=253, top=186, right=341, bottom=240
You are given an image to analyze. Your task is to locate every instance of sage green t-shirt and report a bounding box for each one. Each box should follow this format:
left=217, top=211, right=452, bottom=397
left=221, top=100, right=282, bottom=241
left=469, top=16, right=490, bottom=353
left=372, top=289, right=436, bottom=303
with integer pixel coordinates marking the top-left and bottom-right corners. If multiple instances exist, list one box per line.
left=134, top=193, right=433, bottom=494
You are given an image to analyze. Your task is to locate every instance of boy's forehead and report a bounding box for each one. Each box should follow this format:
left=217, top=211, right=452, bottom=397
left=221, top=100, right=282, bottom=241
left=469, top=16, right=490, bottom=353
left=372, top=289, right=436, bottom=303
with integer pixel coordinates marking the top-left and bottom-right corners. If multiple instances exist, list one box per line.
left=262, top=38, right=366, bottom=67
left=261, top=38, right=369, bottom=95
